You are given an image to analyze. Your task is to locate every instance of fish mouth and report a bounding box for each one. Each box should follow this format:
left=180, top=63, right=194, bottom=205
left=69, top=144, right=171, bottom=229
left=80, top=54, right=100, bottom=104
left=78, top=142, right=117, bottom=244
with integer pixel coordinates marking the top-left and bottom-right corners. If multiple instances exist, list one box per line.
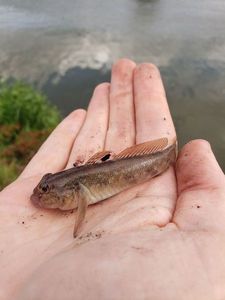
left=30, top=192, right=42, bottom=208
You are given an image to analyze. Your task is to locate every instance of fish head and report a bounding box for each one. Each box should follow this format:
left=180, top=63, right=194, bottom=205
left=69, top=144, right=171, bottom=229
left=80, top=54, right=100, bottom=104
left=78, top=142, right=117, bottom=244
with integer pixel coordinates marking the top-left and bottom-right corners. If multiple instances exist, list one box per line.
left=30, top=173, right=76, bottom=210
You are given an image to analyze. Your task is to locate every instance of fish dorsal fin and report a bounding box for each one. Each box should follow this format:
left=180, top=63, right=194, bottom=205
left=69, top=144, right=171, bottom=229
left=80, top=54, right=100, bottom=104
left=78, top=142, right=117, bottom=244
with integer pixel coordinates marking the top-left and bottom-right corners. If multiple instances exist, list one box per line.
left=86, top=150, right=114, bottom=164
left=115, top=138, right=168, bottom=159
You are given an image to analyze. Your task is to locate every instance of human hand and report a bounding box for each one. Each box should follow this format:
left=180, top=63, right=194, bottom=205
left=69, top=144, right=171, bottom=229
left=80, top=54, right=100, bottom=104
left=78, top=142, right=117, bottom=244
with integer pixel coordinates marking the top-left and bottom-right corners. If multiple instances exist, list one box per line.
left=1, top=59, right=225, bottom=300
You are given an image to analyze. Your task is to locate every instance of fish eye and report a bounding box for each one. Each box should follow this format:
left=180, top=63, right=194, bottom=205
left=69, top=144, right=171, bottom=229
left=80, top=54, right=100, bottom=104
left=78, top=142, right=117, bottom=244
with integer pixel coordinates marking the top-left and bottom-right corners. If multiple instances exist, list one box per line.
left=40, top=183, right=50, bottom=193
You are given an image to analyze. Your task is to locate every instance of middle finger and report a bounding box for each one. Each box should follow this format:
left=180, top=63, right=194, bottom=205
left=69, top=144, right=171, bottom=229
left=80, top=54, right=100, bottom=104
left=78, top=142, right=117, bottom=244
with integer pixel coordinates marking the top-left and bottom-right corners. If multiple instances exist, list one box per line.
left=105, top=59, right=136, bottom=153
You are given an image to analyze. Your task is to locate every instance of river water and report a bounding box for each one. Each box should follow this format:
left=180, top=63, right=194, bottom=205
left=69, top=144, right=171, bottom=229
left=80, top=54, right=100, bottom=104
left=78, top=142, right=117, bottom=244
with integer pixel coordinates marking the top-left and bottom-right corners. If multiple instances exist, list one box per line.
left=0, top=0, right=225, bottom=169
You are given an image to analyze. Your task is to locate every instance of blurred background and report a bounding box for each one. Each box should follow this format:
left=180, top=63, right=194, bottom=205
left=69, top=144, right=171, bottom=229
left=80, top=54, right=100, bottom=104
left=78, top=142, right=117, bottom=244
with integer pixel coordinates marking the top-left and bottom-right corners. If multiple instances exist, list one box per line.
left=0, top=0, right=225, bottom=187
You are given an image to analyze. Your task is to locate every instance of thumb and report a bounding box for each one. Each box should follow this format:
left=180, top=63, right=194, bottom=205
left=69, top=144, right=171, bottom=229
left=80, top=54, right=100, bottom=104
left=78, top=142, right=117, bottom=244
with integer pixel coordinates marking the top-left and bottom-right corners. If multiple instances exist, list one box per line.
left=173, top=139, right=225, bottom=230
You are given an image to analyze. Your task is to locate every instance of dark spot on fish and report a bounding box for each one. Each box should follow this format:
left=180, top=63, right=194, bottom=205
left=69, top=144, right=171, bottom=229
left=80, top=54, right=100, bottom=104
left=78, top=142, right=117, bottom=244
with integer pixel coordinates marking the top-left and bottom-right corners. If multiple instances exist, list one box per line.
left=101, top=154, right=111, bottom=161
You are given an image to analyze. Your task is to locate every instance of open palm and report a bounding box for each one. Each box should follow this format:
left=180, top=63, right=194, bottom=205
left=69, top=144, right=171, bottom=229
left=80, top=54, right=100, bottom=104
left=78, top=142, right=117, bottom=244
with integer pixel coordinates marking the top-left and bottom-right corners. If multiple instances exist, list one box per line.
left=1, top=59, right=225, bottom=300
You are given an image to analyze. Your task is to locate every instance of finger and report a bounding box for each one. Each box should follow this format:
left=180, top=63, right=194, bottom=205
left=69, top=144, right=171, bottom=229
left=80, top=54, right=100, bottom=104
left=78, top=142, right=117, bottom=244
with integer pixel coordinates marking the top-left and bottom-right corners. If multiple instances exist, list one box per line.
left=173, top=139, right=225, bottom=230
left=133, top=63, right=177, bottom=224
left=134, top=63, right=176, bottom=144
left=19, top=109, right=86, bottom=179
left=105, top=59, right=136, bottom=153
left=66, top=83, right=109, bottom=168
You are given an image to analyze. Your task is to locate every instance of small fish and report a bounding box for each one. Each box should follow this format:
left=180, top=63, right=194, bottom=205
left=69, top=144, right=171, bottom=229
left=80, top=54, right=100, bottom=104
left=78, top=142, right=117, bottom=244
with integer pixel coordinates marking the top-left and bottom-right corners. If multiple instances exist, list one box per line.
left=31, top=137, right=177, bottom=237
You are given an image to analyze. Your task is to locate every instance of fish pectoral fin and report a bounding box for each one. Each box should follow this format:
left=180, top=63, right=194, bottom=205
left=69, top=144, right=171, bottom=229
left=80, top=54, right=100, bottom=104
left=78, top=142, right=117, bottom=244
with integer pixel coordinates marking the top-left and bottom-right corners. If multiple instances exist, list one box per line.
left=73, top=184, right=89, bottom=238
left=86, top=150, right=115, bottom=164
left=115, top=138, right=169, bottom=159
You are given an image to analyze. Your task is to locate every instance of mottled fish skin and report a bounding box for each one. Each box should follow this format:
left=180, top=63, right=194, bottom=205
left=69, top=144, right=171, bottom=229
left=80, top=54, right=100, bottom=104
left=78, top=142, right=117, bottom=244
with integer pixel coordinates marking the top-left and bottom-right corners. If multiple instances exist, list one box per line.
left=76, top=143, right=176, bottom=205
left=31, top=143, right=176, bottom=211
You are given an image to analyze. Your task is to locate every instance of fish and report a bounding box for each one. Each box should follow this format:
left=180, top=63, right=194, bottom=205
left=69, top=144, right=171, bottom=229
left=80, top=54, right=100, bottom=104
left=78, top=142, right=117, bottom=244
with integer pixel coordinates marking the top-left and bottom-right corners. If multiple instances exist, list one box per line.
left=30, top=137, right=177, bottom=238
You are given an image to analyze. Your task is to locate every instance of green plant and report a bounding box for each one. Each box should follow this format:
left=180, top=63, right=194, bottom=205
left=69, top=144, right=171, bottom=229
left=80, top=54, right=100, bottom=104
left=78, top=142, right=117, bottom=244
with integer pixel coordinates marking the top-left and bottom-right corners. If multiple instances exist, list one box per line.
left=0, top=124, right=21, bottom=146
left=0, top=80, right=61, bottom=190
left=2, top=129, right=50, bottom=163
left=0, top=81, right=61, bottom=130
left=0, top=159, right=19, bottom=189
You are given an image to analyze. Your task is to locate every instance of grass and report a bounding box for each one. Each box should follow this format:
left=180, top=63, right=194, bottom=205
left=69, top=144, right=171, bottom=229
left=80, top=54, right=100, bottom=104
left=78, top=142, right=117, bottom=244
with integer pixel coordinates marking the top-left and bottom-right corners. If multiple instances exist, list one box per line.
left=0, top=160, right=19, bottom=188
left=0, top=80, right=61, bottom=190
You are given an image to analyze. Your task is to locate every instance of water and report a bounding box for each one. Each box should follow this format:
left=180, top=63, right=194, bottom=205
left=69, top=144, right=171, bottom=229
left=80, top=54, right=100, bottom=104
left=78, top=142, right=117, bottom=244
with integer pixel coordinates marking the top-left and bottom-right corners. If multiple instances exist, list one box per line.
left=0, top=0, right=225, bottom=169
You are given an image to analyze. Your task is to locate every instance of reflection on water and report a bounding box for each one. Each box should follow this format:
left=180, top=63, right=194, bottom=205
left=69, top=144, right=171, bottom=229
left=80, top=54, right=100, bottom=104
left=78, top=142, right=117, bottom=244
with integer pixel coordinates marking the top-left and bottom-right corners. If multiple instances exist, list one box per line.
left=43, top=67, right=111, bottom=113
left=0, top=0, right=225, bottom=169
left=161, top=58, right=225, bottom=169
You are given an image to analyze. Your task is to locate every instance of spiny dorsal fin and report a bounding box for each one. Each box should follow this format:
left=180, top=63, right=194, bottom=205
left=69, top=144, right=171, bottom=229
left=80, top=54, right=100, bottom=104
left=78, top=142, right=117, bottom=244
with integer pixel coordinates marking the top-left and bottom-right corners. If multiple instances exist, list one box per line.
left=86, top=150, right=114, bottom=164
left=115, top=138, right=168, bottom=159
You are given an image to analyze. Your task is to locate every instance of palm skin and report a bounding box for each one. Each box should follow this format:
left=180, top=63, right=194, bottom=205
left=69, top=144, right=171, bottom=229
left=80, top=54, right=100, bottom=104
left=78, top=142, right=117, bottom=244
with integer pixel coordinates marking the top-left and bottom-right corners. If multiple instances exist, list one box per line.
left=1, top=59, right=225, bottom=300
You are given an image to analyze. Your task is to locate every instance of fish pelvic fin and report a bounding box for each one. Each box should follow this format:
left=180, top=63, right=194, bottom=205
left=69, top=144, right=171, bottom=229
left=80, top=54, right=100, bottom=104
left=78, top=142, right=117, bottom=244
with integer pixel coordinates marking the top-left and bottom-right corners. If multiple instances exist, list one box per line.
left=115, top=137, right=169, bottom=159
left=73, top=183, right=89, bottom=238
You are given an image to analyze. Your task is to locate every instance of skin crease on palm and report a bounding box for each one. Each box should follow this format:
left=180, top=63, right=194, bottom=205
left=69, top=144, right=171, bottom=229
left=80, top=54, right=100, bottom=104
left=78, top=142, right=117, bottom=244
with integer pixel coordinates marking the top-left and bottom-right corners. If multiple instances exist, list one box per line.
left=1, top=60, right=225, bottom=300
